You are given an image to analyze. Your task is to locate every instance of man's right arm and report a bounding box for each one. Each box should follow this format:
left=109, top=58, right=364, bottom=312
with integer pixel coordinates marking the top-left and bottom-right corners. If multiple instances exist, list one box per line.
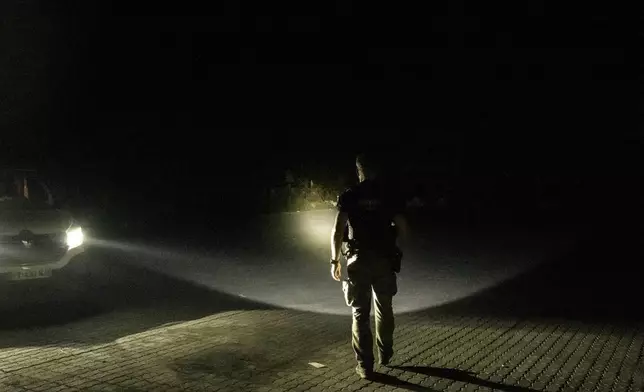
left=393, top=213, right=409, bottom=250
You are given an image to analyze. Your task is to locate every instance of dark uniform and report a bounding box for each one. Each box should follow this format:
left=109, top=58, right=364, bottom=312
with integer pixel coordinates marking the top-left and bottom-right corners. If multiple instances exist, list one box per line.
left=337, top=178, right=404, bottom=370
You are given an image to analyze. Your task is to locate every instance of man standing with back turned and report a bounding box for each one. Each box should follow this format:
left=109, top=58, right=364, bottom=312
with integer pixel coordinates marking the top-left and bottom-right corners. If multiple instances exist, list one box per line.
left=330, top=152, right=408, bottom=379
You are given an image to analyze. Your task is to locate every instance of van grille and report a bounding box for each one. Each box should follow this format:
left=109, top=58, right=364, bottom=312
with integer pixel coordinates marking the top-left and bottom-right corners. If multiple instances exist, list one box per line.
left=0, top=232, right=67, bottom=266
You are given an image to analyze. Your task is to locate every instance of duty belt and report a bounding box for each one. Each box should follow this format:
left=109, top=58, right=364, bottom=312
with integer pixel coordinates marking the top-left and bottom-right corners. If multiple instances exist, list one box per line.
left=343, top=239, right=402, bottom=273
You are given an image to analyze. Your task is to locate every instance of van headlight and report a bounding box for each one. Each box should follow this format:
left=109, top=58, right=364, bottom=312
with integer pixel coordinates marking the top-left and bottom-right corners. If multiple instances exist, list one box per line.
left=66, top=227, right=84, bottom=249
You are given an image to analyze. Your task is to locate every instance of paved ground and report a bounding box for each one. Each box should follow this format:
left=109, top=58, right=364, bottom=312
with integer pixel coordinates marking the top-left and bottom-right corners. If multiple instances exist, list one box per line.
left=0, top=213, right=642, bottom=391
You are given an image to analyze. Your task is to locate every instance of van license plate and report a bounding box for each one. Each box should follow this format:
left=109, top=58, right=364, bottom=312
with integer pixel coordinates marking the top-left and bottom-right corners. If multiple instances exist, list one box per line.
left=10, top=269, right=52, bottom=281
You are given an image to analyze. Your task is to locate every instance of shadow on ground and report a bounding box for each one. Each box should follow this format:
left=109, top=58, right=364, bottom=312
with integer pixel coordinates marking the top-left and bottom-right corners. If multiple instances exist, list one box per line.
left=369, top=372, right=438, bottom=392
left=425, top=227, right=643, bottom=323
left=386, top=366, right=541, bottom=392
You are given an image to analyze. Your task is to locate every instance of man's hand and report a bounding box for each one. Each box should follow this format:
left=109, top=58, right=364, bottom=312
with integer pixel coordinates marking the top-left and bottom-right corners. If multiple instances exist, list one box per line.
left=331, top=261, right=342, bottom=281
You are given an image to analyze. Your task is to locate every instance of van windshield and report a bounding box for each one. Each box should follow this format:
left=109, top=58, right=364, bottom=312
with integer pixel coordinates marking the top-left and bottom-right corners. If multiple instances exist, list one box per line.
left=0, top=174, right=51, bottom=210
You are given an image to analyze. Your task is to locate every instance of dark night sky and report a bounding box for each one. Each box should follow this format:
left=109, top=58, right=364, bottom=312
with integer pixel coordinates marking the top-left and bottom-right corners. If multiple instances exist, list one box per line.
left=0, top=0, right=639, bottom=220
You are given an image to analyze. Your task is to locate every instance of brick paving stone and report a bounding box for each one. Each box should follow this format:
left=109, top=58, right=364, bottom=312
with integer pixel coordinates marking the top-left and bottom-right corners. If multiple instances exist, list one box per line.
left=0, top=303, right=642, bottom=392
left=616, top=335, right=644, bottom=392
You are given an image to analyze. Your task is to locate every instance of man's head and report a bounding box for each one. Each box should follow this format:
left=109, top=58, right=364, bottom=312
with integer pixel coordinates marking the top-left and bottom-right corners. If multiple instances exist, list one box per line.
left=356, top=152, right=383, bottom=182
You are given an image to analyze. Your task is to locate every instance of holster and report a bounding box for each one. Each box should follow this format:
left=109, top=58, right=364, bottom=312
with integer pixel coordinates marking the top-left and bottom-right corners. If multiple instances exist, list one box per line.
left=344, top=239, right=358, bottom=258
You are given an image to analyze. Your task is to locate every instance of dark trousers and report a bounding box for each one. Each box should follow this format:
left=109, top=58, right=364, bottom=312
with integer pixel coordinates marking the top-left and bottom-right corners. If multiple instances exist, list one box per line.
left=345, top=252, right=397, bottom=369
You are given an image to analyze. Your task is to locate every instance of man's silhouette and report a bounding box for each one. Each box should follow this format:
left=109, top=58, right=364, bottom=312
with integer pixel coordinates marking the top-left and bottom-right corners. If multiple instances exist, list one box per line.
left=329, top=152, right=408, bottom=379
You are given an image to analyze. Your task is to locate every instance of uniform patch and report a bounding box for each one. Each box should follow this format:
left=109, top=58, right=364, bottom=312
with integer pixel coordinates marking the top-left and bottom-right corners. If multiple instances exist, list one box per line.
left=358, top=199, right=381, bottom=210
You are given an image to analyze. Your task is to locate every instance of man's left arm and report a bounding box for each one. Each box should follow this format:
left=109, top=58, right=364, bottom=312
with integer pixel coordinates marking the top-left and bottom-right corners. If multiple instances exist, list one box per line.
left=330, top=211, right=348, bottom=281
left=331, top=211, right=348, bottom=262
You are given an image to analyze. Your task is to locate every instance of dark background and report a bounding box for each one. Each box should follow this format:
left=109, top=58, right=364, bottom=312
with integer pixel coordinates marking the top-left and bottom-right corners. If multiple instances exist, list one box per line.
left=0, top=0, right=639, bottom=235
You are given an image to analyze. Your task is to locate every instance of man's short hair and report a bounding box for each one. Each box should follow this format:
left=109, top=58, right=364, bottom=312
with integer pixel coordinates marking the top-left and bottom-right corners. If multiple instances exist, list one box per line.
left=356, top=152, right=384, bottom=175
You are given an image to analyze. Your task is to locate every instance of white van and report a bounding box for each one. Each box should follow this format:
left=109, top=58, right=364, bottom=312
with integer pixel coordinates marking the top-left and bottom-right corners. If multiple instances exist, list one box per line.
left=0, top=169, right=86, bottom=282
